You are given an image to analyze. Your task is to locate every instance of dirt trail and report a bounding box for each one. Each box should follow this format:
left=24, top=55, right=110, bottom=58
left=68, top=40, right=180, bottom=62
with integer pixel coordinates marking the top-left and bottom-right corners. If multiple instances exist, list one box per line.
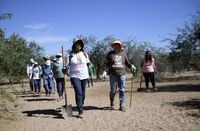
left=1, top=72, right=200, bottom=131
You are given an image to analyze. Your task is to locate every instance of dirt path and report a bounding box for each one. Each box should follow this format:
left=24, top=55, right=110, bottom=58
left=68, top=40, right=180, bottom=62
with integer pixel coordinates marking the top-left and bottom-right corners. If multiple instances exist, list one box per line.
left=1, top=72, right=200, bottom=131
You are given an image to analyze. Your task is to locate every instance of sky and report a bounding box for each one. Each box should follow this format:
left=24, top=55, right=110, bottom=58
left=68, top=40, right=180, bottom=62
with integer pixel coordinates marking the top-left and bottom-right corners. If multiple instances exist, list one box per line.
left=1, top=0, right=200, bottom=55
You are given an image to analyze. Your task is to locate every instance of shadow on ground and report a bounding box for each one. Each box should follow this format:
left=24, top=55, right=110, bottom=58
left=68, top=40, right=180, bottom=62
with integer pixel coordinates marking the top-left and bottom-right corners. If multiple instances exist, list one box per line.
left=157, top=84, right=200, bottom=92
left=168, top=98, right=200, bottom=118
left=22, top=109, right=63, bottom=119
left=22, top=106, right=114, bottom=119
left=24, top=98, right=56, bottom=102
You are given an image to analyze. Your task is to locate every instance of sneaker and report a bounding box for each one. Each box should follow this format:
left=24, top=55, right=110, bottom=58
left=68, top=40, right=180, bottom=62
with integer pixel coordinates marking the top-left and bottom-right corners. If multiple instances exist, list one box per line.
left=153, top=87, right=158, bottom=91
left=78, top=112, right=83, bottom=118
left=59, top=96, right=64, bottom=100
left=119, top=105, right=126, bottom=112
left=146, top=88, right=150, bottom=92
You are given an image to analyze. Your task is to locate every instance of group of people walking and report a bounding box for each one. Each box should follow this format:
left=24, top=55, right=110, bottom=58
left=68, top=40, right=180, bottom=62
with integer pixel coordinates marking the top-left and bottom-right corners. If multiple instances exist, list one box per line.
left=27, top=39, right=157, bottom=118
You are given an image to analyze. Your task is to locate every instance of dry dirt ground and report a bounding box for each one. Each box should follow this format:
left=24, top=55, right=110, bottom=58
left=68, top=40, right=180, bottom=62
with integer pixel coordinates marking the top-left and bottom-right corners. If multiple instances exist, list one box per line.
left=0, top=72, right=200, bottom=131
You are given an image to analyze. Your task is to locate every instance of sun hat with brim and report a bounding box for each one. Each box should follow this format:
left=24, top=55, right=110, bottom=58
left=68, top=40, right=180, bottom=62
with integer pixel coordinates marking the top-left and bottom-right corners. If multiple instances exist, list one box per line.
left=72, top=39, right=84, bottom=51
left=111, top=40, right=123, bottom=48
left=42, top=55, right=50, bottom=60
left=56, top=53, right=62, bottom=57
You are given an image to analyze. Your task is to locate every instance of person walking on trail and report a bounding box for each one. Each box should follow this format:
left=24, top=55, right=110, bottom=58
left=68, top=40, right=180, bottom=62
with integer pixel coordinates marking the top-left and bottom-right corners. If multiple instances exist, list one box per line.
left=52, top=53, right=64, bottom=100
left=30, top=62, right=42, bottom=94
left=27, top=58, right=35, bottom=92
left=87, top=62, right=95, bottom=87
left=106, top=40, right=136, bottom=111
left=141, top=50, right=158, bottom=92
left=41, top=56, right=55, bottom=96
left=63, top=39, right=90, bottom=118
left=101, top=70, right=108, bottom=81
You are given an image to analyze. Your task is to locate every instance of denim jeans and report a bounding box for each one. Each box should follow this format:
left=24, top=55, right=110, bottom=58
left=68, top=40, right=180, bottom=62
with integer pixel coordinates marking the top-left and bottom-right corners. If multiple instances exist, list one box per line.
left=109, top=74, right=126, bottom=105
left=71, top=78, right=87, bottom=113
left=33, top=79, right=41, bottom=93
left=55, top=78, right=64, bottom=97
left=43, top=77, right=54, bottom=94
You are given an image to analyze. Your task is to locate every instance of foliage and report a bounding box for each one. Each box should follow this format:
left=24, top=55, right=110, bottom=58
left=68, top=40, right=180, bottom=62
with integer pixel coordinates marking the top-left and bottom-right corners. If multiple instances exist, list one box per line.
left=0, top=13, right=12, bottom=20
left=0, top=31, right=44, bottom=83
left=73, top=35, right=170, bottom=78
left=166, top=11, right=200, bottom=72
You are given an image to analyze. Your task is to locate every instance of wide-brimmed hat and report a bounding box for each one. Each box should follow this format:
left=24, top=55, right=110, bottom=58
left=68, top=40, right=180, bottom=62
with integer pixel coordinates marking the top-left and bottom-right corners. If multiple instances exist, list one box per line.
left=42, top=55, right=50, bottom=60
left=72, top=39, right=84, bottom=51
left=111, top=40, right=123, bottom=48
left=34, top=62, right=38, bottom=65
left=56, top=53, right=62, bottom=57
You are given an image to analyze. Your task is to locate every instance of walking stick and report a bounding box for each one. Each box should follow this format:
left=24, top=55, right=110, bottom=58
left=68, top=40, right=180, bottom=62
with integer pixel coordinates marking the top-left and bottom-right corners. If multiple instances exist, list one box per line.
left=61, top=46, right=72, bottom=118
left=129, top=72, right=134, bottom=108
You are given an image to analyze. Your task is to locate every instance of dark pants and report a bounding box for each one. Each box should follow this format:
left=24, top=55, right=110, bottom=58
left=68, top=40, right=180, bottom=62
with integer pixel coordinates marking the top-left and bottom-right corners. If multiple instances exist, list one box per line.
left=143, top=72, right=155, bottom=89
left=71, top=78, right=87, bottom=113
left=29, top=79, right=34, bottom=91
left=55, top=78, right=64, bottom=97
left=88, top=75, right=93, bottom=87
left=33, top=79, right=41, bottom=93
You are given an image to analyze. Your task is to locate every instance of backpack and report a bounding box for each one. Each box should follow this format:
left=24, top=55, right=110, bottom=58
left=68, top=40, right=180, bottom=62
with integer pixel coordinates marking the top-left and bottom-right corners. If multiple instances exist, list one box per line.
left=68, top=51, right=88, bottom=64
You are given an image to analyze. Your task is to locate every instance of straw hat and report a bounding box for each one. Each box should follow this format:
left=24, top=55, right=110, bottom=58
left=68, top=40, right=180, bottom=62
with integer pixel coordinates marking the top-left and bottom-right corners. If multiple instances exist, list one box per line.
left=42, top=55, right=50, bottom=60
left=72, top=39, right=84, bottom=51
left=111, top=40, right=123, bottom=48
left=34, top=62, right=38, bottom=65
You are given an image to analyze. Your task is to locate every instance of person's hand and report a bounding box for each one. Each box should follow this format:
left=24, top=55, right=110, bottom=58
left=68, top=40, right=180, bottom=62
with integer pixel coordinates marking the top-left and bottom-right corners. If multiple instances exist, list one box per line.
left=62, top=68, right=69, bottom=76
left=131, top=65, right=136, bottom=73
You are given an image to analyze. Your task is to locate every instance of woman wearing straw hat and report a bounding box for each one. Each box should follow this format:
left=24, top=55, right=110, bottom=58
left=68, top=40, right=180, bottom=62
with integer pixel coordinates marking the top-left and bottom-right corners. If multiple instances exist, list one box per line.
left=106, top=40, right=136, bottom=111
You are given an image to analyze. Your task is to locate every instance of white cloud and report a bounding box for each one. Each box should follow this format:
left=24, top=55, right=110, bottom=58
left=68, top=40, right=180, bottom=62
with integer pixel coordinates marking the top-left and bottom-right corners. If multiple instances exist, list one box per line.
left=26, top=35, right=70, bottom=44
left=24, top=23, right=53, bottom=30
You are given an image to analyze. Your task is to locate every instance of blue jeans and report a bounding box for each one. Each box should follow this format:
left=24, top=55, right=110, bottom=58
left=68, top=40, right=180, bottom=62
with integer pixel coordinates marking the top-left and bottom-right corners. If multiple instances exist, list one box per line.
left=43, top=77, right=54, bottom=94
left=109, top=74, right=126, bottom=105
left=33, top=79, right=41, bottom=93
left=55, top=78, right=64, bottom=97
left=71, top=78, right=87, bottom=113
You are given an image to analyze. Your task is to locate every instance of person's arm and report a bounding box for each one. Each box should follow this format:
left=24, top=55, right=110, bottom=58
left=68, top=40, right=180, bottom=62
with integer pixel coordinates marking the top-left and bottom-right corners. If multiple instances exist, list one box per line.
left=152, top=58, right=156, bottom=73
left=141, top=59, right=144, bottom=72
left=125, top=55, right=136, bottom=72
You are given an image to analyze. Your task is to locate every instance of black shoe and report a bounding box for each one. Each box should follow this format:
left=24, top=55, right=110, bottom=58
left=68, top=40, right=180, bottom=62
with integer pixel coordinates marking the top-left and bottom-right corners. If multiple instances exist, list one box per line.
left=110, top=100, right=114, bottom=109
left=119, top=105, right=126, bottom=112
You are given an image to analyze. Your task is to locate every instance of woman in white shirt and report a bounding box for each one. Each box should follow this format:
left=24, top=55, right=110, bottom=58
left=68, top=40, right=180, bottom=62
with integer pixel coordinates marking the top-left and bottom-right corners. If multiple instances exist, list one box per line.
left=30, top=62, right=41, bottom=94
left=66, top=39, right=90, bottom=118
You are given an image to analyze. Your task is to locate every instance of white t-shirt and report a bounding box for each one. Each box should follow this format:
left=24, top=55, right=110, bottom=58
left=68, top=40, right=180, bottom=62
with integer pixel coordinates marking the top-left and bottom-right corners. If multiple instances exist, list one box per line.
left=67, top=51, right=89, bottom=80
left=31, top=66, right=41, bottom=80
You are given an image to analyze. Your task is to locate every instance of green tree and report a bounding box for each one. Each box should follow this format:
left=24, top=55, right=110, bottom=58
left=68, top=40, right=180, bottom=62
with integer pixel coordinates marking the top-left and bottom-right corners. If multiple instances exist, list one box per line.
left=167, top=11, right=200, bottom=71
left=0, top=32, right=44, bottom=83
